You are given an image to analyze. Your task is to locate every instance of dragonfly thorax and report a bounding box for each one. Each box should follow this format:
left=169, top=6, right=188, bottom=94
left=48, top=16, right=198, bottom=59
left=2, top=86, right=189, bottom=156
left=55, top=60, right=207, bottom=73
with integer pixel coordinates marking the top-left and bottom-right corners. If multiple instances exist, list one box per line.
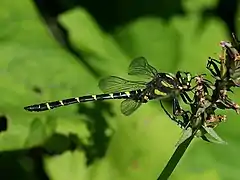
left=145, top=73, right=180, bottom=99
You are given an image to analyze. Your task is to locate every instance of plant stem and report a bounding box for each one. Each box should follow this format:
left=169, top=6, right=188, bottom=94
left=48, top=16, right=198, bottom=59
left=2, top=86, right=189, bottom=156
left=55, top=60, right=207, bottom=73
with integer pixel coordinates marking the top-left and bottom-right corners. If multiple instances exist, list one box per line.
left=157, top=136, right=194, bottom=180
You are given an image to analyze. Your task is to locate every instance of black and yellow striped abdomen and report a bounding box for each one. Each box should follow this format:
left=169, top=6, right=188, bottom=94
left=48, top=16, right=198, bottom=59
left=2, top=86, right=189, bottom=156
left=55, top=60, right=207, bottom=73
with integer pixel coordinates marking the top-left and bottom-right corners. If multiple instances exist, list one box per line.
left=24, top=90, right=144, bottom=112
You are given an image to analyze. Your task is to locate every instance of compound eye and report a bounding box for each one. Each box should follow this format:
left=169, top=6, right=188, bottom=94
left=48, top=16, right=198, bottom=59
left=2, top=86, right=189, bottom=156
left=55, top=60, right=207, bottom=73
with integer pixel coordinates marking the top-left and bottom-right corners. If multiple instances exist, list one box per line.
left=178, top=76, right=183, bottom=84
left=186, top=73, right=192, bottom=86
left=187, top=73, right=191, bottom=81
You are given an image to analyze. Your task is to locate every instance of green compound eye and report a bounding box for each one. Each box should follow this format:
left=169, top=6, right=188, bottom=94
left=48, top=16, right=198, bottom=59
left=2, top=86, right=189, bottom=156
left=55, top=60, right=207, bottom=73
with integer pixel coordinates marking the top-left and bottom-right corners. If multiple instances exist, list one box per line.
left=187, top=73, right=192, bottom=84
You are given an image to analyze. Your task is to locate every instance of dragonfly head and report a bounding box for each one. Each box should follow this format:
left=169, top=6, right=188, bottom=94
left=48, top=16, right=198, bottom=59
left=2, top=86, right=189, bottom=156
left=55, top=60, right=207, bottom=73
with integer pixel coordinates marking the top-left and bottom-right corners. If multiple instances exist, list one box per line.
left=176, top=71, right=192, bottom=91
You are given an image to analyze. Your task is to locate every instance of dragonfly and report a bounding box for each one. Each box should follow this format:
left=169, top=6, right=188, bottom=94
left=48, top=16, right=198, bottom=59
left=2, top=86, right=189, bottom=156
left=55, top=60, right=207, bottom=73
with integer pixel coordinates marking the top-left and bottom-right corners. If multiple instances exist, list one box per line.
left=24, top=57, right=194, bottom=116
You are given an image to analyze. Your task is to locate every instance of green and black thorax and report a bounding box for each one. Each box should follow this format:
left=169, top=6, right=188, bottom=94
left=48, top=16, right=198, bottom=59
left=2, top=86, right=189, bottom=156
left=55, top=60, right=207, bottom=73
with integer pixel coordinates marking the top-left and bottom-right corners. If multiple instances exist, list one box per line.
left=142, top=73, right=181, bottom=100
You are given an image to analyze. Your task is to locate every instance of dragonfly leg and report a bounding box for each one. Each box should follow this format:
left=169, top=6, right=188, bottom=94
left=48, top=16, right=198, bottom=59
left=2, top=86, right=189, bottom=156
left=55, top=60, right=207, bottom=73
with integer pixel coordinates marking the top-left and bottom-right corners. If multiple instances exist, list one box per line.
left=180, top=91, right=193, bottom=104
left=176, top=71, right=184, bottom=84
left=172, top=98, right=183, bottom=116
left=159, top=100, right=185, bottom=128
left=207, top=57, right=221, bottom=77
left=172, top=98, right=192, bottom=128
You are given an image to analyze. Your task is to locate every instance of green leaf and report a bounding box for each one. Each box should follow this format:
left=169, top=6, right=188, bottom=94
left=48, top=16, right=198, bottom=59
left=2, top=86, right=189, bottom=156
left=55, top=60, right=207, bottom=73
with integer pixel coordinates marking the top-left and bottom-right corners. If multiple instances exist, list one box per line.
left=44, top=150, right=87, bottom=180
left=170, top=11, right=228, bottom=74
left=0, top=1, right=94, bottom=151
left=59, top=8, right=130, bottom=76
left=202, top=126, right=227, bottom=145
left=182, top=0, right=219, bottom=13
left=24, top=118, right=51, bottom=147
left=114, top=17, right=180, bottom=72
left=175, top=127, right=193, bottom=147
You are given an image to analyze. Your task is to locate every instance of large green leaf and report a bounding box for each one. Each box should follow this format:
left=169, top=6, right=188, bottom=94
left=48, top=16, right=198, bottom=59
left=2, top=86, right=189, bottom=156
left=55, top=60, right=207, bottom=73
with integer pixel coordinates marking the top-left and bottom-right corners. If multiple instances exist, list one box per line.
left=44, top=150, right=88, bottom=180
left=0, top=1, right=96, bottom=151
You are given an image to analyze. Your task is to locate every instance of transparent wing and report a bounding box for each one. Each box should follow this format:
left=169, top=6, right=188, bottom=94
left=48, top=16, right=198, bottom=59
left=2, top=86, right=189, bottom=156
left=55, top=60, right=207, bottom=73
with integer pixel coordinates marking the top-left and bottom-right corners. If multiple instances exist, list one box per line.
left=128, top=57, right=158, bottom=78
left=98, top=76, right=147, bottom=93
left=120, top=99, right=142, bottom=116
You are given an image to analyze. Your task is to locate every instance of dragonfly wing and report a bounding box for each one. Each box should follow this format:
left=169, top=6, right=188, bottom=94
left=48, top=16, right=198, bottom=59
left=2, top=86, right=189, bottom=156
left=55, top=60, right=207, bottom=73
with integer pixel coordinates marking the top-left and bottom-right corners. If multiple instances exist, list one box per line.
left=120, top=99, right=142, bottom=116
left=128, top=57, right=158, bottom=78
left=98, top=76, right=147, bottom=93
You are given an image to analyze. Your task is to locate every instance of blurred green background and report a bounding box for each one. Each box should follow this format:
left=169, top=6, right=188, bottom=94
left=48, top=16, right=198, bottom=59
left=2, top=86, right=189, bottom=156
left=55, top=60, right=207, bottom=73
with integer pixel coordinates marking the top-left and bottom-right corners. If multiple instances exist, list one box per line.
left=0, top=0, right=240, bottom=179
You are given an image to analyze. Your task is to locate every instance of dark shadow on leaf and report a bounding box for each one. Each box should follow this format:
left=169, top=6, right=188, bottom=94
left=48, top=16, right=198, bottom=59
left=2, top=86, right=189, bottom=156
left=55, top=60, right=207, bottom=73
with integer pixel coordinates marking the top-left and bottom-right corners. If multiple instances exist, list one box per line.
left=32, top=86, right=42, bottom=95
left=43, top=131, right=113, bottom=166
left=202, top=0, right=238, bottom=36
left=31, top=0, right=186, bottom=79
left=32, top=0, right=102, bottom=78
left=43, top=133, right=78, bottom=155
left=0, top=147, right=49, bottom=180
left=32, top=0, right=185, bottom=33
left=0, top=132, right=88, bottom=180
left=31, top=0, right=238, bottom=79
left=0, top=115, right=7, bottom=132
left=77, top=101, right=115, bottom=165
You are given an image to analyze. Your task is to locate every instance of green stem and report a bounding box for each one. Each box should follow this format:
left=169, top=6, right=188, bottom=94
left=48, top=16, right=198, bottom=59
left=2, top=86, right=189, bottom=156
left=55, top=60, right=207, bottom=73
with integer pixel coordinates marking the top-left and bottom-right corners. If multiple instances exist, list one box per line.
left=157, top=136, right=194, bottom=180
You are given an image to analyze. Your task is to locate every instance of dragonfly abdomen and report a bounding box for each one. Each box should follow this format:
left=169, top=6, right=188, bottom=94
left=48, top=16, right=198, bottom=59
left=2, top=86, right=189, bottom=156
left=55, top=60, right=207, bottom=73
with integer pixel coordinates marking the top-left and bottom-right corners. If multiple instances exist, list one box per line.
left=24, top=90, right=144, bottom=112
